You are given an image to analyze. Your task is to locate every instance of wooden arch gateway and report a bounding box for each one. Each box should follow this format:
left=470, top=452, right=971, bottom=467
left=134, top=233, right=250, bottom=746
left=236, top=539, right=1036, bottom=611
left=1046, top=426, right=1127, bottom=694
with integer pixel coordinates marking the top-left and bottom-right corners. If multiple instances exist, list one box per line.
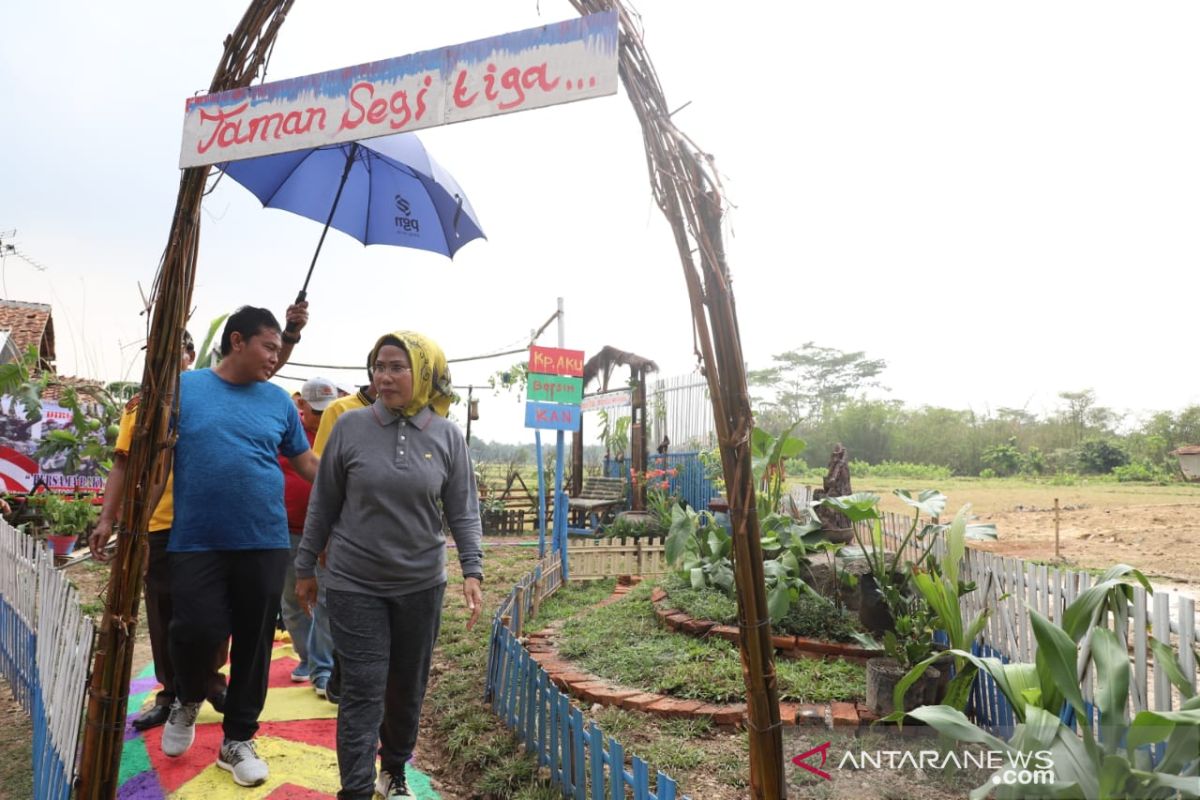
left=78, top=2, right=784, bottom=797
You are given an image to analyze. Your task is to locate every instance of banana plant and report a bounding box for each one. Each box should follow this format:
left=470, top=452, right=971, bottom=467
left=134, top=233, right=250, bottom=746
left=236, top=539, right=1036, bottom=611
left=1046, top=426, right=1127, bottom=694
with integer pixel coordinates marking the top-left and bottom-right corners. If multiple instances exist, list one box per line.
left=886, top=565, right=1200, bottom=799
left=193, top=312, right=230, bottom=370
left=750, top=422, right=805, bottom=519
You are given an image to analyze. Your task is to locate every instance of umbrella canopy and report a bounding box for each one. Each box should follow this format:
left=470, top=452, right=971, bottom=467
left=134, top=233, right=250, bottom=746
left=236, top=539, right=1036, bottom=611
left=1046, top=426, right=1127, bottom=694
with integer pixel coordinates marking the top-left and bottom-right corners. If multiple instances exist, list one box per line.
left=220, top=133, right=485, bottom=299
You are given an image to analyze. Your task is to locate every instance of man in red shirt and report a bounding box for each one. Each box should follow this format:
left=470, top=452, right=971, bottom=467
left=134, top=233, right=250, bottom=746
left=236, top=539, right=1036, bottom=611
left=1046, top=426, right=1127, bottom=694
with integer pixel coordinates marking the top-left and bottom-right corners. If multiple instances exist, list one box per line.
left=279, top=377, right=335, bottom=688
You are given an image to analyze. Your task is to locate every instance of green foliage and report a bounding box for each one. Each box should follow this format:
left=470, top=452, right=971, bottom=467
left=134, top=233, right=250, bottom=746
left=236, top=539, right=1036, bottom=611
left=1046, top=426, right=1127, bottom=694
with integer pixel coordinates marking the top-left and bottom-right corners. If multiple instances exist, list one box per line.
left=750, top=422, right=805, bottom=518
left=908, top=505, right=992, bottom=710
left=1112, top=460, right=1171, bottom=483
left=1075, top=437, right=1131, bottom=474
left=748, top=342, right=887, bottom=426
left=845, top=460, right=955, bottom=480
left=816, top=490, right=946, bottom=669
left=982, top=439, right=1023, bottom=477
left=890, top=565, right=1200, bottom=800
left=659, top=574, right=739, bottom=624
left=665, top=505, right=734, bottom=594
left=41, top=494, right=99, bottom=535
left=777, top=592, right=861, bottom=641
left=697, top=446, right=725, bottom=495
left=193, top=312, right=229, bottom=370
left=557, top=583, right=865, bottom=703
left=595, top=409, right=631, bottom=459
left=978, top=468, right=997, bottom=479
left=0, top=344, right=50, bottom=422
left=33, top=384, right=123, bottom=477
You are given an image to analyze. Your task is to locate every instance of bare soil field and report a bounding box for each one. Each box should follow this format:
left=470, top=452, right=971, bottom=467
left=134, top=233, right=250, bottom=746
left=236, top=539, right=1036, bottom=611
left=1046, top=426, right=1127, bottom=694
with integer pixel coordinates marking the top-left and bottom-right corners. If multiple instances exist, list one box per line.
left=854, top=477, right=1200, bottom=593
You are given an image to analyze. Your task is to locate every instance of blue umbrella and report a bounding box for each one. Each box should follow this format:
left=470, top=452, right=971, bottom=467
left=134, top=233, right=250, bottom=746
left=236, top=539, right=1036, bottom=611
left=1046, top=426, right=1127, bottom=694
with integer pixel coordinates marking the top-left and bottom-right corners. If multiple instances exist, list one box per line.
left=220, top=132, right=485, bottom=302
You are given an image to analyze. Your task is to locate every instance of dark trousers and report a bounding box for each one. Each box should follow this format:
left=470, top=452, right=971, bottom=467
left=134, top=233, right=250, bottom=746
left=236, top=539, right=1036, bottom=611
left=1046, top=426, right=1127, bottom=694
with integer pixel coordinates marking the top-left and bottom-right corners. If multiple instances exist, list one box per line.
left=145, top=533, right=227, bottom=707
left=327, top=583, right=445, bottom=800
left=168, top=549, right=289, bottom=741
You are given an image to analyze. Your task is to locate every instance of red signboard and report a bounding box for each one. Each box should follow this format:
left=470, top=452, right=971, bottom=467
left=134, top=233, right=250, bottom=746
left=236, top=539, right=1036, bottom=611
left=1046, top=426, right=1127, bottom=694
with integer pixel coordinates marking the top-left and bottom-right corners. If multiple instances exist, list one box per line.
left=528, top=345, right=584, bottom=378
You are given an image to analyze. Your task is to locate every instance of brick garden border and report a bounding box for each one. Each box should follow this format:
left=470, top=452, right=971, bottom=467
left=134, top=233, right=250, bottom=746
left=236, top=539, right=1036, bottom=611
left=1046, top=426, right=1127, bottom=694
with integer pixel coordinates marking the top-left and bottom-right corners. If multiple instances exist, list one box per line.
left=650, top=586, right=883, bottom=662
left=523, top=577, right=878, bottom=729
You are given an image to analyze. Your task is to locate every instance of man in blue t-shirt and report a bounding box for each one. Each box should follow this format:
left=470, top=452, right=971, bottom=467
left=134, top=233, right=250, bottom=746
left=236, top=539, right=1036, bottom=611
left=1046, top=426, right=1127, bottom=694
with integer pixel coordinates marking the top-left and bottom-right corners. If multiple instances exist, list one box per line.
left=160, top=306, right=319, bottom=788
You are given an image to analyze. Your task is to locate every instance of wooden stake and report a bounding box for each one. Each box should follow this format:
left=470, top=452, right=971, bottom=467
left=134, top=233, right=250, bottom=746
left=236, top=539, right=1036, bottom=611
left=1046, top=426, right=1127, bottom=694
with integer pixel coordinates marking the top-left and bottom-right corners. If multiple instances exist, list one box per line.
left=1054, top=497, right=1061, bottom=560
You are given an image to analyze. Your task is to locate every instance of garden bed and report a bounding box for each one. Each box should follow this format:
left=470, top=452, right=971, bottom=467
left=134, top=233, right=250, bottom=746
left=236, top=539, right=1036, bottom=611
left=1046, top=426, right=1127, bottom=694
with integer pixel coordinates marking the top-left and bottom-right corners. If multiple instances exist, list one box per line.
left=653, top=578, right=882, bottom=662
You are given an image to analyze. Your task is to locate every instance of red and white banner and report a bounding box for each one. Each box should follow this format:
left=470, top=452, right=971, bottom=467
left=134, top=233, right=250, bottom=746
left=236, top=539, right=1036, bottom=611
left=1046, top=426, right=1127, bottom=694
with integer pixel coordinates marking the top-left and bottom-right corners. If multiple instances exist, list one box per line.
left=180, top=12, right=618, bottom=168
left=0, top=398, right=104, bottom=492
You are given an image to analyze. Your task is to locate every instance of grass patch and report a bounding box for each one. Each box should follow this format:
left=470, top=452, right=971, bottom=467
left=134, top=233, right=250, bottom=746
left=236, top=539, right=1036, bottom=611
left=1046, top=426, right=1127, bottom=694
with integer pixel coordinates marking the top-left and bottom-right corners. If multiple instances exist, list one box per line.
left=663, top=576, right=862, bottom=642
left=558, top=583, right=864, bottom=702
left=535, top=578, right=616, bottom=626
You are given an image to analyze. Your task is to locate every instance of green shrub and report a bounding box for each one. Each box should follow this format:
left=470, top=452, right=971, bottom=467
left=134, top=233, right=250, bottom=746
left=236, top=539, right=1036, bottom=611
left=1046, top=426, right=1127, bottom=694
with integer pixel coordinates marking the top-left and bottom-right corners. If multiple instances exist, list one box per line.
left=776, top=591, right=862, bottom=641
left=978, top=468, right=997, bottom=479
left=1074, top=438, right=1129, bottom=474
left=1111, top=460, right=1170, bottom=483
left=1048, top=471, right=1078, bottom=486
left=847, top=460, right=953, bottom=480
left=660, top=575, right=738, bottom=624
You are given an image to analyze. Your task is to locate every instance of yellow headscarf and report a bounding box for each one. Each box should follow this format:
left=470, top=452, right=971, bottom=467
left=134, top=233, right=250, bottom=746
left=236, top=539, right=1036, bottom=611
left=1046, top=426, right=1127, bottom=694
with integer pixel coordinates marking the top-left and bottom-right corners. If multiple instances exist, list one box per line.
left=370, top=330, right=456, bottom=418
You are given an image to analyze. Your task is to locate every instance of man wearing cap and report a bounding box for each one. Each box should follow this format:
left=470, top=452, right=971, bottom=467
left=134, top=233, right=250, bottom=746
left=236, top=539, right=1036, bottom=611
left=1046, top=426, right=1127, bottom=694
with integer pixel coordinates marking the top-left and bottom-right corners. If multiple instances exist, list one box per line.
left=279, top=377, right=336, bottom=696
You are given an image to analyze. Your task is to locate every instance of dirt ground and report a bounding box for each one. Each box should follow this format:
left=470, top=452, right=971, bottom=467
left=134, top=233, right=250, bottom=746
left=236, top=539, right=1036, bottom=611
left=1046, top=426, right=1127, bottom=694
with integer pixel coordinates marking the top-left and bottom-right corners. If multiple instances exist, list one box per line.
left=856, top=478, right=1200, bottom=593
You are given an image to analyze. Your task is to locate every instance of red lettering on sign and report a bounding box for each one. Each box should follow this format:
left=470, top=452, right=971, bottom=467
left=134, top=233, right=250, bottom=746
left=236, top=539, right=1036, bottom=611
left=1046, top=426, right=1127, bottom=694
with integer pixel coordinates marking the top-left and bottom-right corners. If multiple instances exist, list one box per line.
left=454, top=62, right=564, bottom=114
left=195, top=102, right=327, bottom=156
left=339, top=79, right=429, bottom=133
left=453, top=70, right=478, bottom=109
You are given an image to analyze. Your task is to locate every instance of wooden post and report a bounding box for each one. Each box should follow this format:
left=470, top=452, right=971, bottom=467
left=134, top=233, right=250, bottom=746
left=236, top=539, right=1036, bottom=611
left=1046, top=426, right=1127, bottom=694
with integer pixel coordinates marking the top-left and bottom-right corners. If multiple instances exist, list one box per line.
left=570, top=428, right=583, bottom=497
left=1054, top=497, right=1061, bottom=560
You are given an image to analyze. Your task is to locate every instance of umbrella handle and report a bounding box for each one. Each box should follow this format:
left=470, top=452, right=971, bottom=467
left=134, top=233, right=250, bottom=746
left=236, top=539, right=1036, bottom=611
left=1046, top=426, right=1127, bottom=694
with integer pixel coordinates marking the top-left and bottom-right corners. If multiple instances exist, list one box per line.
left=295, top=142, right=358, bottom=308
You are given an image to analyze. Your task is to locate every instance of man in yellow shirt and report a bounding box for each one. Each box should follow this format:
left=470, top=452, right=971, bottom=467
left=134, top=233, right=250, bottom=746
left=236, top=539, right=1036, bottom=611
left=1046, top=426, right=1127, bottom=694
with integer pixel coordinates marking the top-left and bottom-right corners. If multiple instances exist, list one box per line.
left=88, top=330, right=228, bottom=730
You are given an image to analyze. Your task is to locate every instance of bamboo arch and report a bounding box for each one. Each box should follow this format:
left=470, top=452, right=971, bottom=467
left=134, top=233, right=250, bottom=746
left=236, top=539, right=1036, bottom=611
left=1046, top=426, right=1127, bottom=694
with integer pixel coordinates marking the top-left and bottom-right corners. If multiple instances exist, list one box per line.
left=77, top=2, right=784, bottom=797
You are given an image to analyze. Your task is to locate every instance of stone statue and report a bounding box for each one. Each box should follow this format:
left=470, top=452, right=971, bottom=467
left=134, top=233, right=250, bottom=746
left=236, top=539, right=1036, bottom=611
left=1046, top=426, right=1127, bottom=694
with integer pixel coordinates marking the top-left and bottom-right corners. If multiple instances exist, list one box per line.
left=813, top=443, right=851, bottom=532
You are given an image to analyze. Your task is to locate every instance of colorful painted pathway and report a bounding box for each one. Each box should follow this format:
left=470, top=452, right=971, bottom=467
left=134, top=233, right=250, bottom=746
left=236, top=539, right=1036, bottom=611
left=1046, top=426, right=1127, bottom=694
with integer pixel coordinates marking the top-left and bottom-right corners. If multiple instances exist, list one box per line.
left=117, top=636, right=441, bottom=799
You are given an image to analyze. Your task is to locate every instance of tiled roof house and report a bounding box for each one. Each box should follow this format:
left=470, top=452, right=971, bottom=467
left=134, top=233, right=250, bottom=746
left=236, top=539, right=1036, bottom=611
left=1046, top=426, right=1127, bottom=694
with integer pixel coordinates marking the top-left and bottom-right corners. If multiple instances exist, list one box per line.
left=0, top=299, right=55, bottom=370
left=0, top=299, right=103, bottom=400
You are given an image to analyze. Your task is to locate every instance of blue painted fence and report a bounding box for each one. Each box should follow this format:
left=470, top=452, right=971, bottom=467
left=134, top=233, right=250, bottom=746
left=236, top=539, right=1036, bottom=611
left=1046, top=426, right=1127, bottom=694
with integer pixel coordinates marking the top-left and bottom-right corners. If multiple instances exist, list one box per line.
left=485, top=555, right=690, bottom=799
left=0, top=523, right=94, bottom=800
left=603, top=451, right=718, bottom=515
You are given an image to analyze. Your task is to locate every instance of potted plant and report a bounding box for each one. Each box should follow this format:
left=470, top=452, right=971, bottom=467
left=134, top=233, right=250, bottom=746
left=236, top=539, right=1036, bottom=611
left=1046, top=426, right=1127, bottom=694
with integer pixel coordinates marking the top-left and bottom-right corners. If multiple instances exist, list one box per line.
left=41, top=494, right=99, bottom=557
left=814, top=490, right=946, bottom=716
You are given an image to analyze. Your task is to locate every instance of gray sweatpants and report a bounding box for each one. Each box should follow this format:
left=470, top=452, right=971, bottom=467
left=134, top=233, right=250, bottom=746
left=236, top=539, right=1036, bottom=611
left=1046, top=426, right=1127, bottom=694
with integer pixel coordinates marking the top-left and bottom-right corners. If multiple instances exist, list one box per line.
left=327, top=583, right=445, bottom=800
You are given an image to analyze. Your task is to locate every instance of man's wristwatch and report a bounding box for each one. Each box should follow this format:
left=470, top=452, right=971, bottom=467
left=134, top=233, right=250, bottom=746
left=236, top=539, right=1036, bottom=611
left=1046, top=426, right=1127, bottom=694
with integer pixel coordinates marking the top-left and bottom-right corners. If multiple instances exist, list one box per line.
left=281, top=330, right=301, bottom=345
left=465, top=573, right=483, bottom=583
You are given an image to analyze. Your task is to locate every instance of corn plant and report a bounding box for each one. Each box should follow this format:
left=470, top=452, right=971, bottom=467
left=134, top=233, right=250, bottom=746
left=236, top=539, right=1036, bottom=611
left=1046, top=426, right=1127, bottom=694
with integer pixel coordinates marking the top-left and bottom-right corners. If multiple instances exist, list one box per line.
left=888, top=565, right=1200, bottom=799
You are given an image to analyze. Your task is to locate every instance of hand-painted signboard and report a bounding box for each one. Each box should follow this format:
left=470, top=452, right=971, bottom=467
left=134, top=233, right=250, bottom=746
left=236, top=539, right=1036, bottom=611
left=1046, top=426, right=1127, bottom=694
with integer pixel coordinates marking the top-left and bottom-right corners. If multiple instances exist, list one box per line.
left=580, top=389, right=632, bottom=413
left=525, top=346, right=585, bottom=431
left=526, top=373, right=583, bottom=405
left=180, top=12, right=618, bottom=168
left=528, top=345, right=584, bottom=377
left=524, top=400, right=580, bottom=432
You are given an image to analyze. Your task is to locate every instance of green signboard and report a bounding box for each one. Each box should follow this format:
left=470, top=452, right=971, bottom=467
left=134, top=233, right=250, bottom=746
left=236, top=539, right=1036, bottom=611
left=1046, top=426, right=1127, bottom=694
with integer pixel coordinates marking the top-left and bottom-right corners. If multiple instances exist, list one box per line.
left=526, top=372, right=583, bottom=405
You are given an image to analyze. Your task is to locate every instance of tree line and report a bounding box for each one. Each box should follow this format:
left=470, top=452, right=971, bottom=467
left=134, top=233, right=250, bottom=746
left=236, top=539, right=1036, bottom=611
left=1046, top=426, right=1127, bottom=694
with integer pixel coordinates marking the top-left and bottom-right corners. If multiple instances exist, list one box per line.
left=750, top=344, right=1200, bottom=481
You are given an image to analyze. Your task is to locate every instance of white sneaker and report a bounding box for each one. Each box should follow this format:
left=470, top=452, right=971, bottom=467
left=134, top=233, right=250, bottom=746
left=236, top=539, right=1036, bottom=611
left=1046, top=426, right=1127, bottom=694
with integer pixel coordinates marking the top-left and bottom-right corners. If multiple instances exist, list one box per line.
left=218, top=738, right=269, bottom=787
left=160, top=700, right=201, bottom=757
left=375, top=767, right=413, bottom=798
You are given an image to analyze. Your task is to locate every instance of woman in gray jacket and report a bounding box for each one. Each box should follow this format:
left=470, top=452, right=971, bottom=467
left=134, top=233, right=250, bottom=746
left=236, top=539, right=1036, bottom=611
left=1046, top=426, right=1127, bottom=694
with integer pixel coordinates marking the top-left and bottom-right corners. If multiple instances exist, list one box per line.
left=295, top=330, right=483, bottom=800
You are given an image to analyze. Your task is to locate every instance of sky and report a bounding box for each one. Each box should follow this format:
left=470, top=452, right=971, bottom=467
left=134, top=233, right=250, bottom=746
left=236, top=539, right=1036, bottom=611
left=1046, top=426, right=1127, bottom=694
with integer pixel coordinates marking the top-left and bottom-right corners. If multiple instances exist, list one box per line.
left=1, top=1, right=1198, bottom=444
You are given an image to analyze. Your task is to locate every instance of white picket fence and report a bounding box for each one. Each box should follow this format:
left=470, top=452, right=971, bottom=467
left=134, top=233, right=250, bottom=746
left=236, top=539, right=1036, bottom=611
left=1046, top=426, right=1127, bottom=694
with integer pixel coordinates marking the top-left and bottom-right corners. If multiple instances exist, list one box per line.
left=0, top=521, right=94, bottom=800
left=868, top=508, right=1199, bottom=731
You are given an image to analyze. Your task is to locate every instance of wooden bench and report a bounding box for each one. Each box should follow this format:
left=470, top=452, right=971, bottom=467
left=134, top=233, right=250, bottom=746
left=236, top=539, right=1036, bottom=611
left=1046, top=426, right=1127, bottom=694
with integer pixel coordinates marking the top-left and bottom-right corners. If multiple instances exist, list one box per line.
left=567, top=476, right=627, bottom=535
